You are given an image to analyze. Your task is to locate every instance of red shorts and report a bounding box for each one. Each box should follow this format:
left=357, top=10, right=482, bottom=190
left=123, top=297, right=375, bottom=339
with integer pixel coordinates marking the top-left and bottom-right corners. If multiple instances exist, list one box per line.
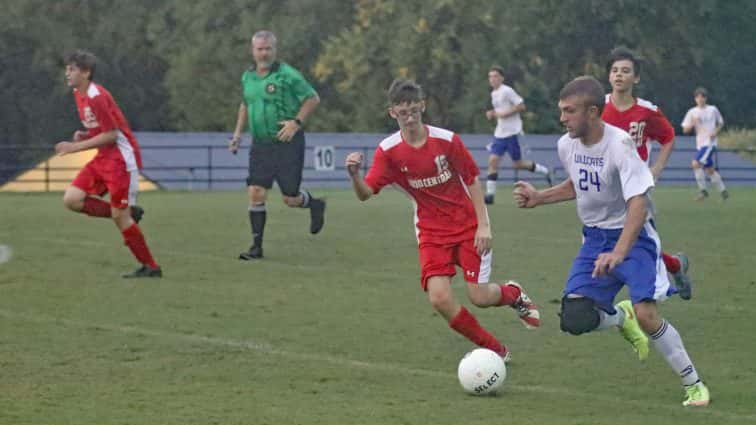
left=418, top=237, right=493, bottom=291
left=71, top=159, right=138, bottom=209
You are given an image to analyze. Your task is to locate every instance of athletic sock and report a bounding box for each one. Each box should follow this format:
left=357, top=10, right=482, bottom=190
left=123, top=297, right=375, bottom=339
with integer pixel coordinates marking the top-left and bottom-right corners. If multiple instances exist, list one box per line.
left=81, top=197, right=111, bottom=218
left=650, top=319, right=700, bottom=386
left=709, top=171, right=727, bottom=192
left=449, top=306, right=504, bottom=355
left=694, top=168, right=707, bottom=190
left=121, top=224, right=158, bottom=268
left=299, top=190, right=312, bottom=208
left=497, top=283, right=521, bottom=306
left=533, top=163, right=549, bottom=175
left=596, top=307, right=625, bottom=331
left=248, top=204, right=266, bottom=248
left=486, top=173, right=498, bottom=196
left=662, top=252, right=681, bottom=274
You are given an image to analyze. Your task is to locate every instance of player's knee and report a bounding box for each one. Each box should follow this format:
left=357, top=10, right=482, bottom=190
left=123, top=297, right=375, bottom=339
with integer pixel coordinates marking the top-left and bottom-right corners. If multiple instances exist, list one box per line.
left=62, top=192, right=83, bottom=211
left=428, top=287, right=454, bottom=312
left=559, top=297, right=600, bottom=335
left=633, top=302, right=658, bottom=330
left=691, top=160, right=700, bottom=168
left=466, top=286, right=489, bottom=307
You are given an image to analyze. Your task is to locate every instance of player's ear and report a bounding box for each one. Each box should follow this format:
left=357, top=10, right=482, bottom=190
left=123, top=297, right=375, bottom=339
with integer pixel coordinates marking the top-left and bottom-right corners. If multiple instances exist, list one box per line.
left=387, top=106, right=397, bottom=119
left=420, top=100, right=426, bottom=114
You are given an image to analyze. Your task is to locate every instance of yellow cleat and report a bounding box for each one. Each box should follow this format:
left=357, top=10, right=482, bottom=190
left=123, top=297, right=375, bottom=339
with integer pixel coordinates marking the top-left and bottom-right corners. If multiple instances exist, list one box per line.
left=616, top=300, right=649, bottom=361
left=683, top=382, right=711, bottom=407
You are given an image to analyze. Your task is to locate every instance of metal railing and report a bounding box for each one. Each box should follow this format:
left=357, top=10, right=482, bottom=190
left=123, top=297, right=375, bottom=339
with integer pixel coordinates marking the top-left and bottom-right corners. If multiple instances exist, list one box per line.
left=2, top=144, right=755, bottom=190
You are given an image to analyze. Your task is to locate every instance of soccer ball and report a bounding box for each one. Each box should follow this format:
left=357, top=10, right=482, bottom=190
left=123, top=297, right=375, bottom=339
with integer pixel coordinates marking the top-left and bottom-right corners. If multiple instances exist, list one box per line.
left=457, top=348, right=506, bottom=395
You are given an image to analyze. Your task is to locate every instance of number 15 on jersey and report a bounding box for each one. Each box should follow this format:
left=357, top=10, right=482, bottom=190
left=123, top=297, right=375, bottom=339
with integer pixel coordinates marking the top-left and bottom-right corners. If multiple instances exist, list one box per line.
left=578, top=169, right=601, bottom=192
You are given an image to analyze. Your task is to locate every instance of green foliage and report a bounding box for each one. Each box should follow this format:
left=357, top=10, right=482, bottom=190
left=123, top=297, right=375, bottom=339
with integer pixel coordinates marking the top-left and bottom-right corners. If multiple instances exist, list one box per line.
left=719, top=128, right=756, bottom=162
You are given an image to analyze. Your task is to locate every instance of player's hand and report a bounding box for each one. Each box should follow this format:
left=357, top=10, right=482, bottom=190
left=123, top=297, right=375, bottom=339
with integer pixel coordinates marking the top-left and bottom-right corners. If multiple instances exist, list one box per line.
left=513, top=181, right=539, bottom=208
left=345, top=152, right=363, bottom=177
left=485, top=110, right=496, bottom=120
left=592, top=252, right=625, bottom=278
left=72, top=130, right=88, bottom=142
left=650, top=165, right=662, bottom=182
left=228, top=136, right=241, bottom=154
left=276, top=120, right=300, bottom=142
left=474, top=224, right=492, bottom=255
left=55, top=141, right=77, bottom=156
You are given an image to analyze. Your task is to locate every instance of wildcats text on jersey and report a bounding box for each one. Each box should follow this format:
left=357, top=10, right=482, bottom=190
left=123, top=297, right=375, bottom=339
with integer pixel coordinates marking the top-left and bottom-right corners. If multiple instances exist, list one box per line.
left=574, top=154, right=605, bottom=168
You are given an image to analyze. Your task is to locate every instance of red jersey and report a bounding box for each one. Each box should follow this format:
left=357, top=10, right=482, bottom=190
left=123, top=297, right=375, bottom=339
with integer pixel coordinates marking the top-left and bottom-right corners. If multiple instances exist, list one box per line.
left=364, top=126, right=480, bottom=245
left=602, top=94, right=674, bottom=163
left=74, top=82, right=142, bottom=170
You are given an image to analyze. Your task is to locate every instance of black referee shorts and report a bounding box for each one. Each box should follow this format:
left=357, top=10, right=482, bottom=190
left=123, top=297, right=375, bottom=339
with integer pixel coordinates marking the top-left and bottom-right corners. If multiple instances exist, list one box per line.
left=246, top=131, right=305, bottom=197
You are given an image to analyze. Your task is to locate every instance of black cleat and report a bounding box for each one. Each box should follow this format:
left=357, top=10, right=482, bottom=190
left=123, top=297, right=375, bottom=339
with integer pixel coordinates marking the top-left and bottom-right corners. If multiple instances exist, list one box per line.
left=694, top=190, right=709, bottom=201
left=122, top=265, right=162, bottom=278
left=309, top=198, right=326, bottom=234
left=239, top=245, right=263, bottom=260
left=130, top=205, right=145, bottom=223
left=720, top=190, right=729, bottom=201
left=484, top=194, right=494, bottom=205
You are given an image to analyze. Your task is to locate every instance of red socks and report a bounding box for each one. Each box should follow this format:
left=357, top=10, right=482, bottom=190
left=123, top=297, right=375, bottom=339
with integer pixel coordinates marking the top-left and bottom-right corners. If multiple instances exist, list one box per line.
left=81, top=197, right=111, bottom=218
left=497, top=283, right=521, bottom=306
left=449, top=307, right=504, bottom=355
left=662, top=252, right=681, bottom=273
left=122, top=224, right=158, bottom=268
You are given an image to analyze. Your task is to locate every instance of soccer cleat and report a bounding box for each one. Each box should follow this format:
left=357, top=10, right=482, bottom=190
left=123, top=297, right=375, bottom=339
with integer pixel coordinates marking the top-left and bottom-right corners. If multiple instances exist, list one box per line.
left=239, top=245, right=263, bottom=260
left=720, top=190, right=729, bottom=201
left=545, top=167, right=554, bottom=187
left=682, top=381, right=710, bottom=407
left=309, top=198, right=326, bottom=234
left=130, top=205, right=144, bottom=223
left=673, top=252, right=693, bottom=300
left=694, top=190, right=709, bottom=201
left=484, top=194, right=494, bottom=205
left=122, top=265, right=162, bottom=278
left=506, top=281, right=541, bottom=329
left=616, top=300, right=649, bottom=361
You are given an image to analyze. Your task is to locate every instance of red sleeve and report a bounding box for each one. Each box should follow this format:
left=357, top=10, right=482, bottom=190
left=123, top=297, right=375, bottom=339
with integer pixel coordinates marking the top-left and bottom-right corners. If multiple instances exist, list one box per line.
left=89, top=93, right=118, bottom=132
left=448, top=134, right=480, bottom=185
left=364, top=147, right=398, bottom=194
left=647, top=108, right=675, bottom=145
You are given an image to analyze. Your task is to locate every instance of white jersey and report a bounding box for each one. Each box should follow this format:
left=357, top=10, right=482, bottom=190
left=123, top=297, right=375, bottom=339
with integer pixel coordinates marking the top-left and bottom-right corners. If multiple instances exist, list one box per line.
left=557, top=123, right=654, bottom=229
left=491, top=84, right=524, bottom=138
left=681, top=105, right=723, bottom=149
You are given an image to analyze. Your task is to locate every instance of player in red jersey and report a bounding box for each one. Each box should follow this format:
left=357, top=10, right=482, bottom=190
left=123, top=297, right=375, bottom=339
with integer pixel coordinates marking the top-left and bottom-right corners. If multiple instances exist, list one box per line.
left=602, top=47, right=691, bottom=299
left=55, top=50, right=161, bottom=278
left=345, top=79, right=540, bottom=360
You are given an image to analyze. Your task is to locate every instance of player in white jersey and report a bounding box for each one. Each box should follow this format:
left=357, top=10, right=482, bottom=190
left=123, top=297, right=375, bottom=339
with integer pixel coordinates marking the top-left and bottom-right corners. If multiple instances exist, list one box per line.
left=513, top=76, right=710, bottom=407
left=682, top=87, right=728, bottom=201
left=483, top=66, right=552, bottom=204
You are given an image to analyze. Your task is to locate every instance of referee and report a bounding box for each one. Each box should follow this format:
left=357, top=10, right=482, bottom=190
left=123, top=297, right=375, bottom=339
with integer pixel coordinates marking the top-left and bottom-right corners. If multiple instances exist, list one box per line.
left=229, top=30, right=324, bottom=260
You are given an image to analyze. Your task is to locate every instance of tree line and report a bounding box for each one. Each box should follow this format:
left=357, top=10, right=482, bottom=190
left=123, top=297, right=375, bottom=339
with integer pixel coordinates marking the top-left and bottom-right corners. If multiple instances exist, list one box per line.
left=2, top=0, right=754, bottom=179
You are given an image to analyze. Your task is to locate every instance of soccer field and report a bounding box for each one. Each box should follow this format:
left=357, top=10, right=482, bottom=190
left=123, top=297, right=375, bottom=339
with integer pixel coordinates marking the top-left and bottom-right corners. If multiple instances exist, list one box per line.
left=1, top=188, right=755, bottom=425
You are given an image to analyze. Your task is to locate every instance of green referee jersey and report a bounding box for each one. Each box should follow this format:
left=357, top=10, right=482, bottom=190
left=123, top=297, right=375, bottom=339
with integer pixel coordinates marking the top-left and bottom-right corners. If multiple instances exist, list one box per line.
left=241, top=62, right=316, bottom=145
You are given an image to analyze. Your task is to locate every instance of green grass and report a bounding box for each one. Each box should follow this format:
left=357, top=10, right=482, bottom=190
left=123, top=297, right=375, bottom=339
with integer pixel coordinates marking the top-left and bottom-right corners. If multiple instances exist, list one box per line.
left=1, top=188, right=755, bottom=425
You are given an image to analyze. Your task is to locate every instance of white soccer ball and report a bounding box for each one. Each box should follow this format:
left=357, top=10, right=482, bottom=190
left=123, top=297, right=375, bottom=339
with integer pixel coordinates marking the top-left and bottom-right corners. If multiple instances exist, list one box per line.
left=457, top=348, right=506, bottom=395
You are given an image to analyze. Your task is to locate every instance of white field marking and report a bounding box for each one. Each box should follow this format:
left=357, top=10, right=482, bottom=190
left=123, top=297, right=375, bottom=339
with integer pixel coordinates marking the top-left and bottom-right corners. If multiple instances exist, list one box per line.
left=0, top=308, right=753, bottom=421
left=0, top=244, right=11, bottom=264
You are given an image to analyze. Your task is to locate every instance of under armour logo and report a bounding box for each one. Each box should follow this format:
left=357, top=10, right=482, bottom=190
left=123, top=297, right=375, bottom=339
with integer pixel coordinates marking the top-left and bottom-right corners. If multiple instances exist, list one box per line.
left=400, top=166, right=408, bottom=172
left=466, top=270, right=475, bottom=277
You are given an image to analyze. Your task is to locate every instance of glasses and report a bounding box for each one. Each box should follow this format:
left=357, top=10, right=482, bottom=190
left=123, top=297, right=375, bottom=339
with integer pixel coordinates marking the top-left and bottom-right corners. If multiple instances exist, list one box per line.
left=392, top=107, right=423, bottom=119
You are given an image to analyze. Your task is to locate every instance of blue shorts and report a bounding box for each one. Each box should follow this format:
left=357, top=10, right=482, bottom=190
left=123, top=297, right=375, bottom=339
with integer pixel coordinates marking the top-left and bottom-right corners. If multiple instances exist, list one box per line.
left=487, top=135, right=522, bottom=160
left=564, top=224, right=675, bottom=313
left=694, top=146, right=716, bottom=168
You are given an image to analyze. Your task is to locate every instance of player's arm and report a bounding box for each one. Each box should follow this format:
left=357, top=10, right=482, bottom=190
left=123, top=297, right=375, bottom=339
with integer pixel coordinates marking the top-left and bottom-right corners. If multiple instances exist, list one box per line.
left=592, top=194, right=647, bottom=277
left=345, top=152, right=373, bottom=201
left=681, top=110, right=695, bottom=134
left=229, top=103, right=248, bottom=153
left=651, top=140, right=674, bottom=181
left=513, top=178, right=575, bottom=208
left=55, top=130, right=117, bottom=156
left=467, top=179, right=492, bottom=254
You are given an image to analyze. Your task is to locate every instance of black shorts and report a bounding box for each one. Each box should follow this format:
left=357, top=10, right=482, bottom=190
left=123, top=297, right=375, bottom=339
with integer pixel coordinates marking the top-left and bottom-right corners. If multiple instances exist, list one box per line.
left=246, top=131, right=305, bottom=196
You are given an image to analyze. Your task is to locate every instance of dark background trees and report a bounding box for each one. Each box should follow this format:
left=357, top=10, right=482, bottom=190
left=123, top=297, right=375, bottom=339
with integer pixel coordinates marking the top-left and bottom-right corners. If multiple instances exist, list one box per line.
left=2, top=0, right=754, bottom=180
